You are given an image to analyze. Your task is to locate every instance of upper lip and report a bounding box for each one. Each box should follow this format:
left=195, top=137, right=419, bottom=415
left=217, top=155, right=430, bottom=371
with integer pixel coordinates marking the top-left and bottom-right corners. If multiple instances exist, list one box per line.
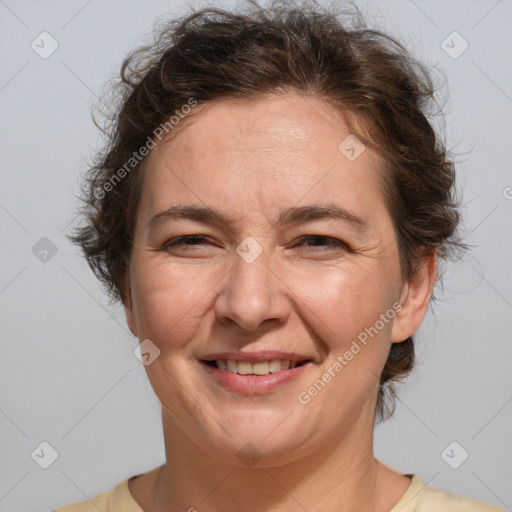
left=200, top=351, right=314, bottom=364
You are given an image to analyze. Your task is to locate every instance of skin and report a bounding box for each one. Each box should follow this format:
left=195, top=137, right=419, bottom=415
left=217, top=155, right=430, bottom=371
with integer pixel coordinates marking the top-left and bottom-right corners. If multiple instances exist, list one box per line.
left=124, top=93, right=437, bottom=512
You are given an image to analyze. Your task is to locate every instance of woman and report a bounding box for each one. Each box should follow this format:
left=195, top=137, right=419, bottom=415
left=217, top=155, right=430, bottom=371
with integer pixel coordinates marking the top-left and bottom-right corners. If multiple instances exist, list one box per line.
left=54, top=1, right=505, bottom=510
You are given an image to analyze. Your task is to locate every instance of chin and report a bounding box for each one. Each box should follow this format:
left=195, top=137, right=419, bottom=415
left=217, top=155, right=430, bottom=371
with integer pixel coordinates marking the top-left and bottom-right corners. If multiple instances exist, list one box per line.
left=194, top=415, right=317, bottom=469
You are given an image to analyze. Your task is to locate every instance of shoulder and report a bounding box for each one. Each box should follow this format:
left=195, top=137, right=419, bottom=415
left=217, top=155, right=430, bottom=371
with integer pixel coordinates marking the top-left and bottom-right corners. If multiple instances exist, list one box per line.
left=51, top=477, right=143, bottom=512
left=395, top=475, right=507, bottom=512
left=51, top=491, right=110, bottom=512
left=415, top=486, right=506, bottom=512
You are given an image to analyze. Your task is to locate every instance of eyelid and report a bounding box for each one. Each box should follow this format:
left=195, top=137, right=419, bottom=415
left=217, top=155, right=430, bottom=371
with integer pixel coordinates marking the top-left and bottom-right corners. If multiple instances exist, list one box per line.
left=162, top=234, right=349, bottom=251
left=291, top=235, right=350, bottom=250
left=162, top=235, right=212, bottom=248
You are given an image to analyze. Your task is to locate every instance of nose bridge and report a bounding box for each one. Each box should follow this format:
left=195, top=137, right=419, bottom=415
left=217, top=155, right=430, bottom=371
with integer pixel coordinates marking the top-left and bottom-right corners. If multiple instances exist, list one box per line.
left=214, top=239, right=290, bottom=331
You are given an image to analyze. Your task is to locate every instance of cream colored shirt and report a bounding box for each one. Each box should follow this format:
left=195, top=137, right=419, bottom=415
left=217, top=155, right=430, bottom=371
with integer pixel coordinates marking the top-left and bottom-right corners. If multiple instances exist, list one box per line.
left=52, top=474, right=506, bottom=512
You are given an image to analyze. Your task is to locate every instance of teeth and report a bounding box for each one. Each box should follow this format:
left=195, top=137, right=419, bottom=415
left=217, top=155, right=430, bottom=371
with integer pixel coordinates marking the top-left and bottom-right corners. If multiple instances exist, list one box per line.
left=268, top=360, right=282, bottom=373
left=237, top=361, right=252, bottom=375
left=214, top=359, right=303, bottom=375
left=253, top=362, right=269, bottom=375
left=226, top=360, right=238, bottom=373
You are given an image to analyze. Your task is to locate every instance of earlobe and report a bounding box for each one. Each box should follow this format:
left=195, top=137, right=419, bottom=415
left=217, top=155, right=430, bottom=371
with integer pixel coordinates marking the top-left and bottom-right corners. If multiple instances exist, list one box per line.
left=390, top=252, right=437, bottom=343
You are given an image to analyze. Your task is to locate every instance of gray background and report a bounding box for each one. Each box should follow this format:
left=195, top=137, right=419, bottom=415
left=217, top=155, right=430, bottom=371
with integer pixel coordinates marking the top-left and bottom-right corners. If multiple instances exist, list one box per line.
left=1, top=0, right=511, bottom=510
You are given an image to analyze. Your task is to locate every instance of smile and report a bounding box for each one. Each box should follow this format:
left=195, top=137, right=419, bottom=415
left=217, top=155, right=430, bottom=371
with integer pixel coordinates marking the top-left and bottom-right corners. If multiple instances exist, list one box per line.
left=204, top=359, right=311, bottom=375
left=199, top=358, right=313, bottom=395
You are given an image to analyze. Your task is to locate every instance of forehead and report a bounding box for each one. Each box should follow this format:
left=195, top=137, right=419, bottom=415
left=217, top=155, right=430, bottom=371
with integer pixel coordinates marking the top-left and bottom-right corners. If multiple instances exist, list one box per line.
left=148, top=94, right=364, bottom=171
left=138, top=93, right=387, bottom=226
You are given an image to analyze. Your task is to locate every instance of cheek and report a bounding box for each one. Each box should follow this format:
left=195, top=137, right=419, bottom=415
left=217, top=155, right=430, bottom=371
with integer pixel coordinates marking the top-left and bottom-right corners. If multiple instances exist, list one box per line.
left=128, top=251, right=399, bottom=357
left=289, top=264, right=395, bottom=345
left=129, top=259, right=220, bottom=347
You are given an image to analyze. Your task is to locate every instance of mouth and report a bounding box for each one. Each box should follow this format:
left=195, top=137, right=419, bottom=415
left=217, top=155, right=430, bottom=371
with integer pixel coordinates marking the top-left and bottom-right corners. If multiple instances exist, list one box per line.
left=198, top=353, right=315, bottom=395
left=201, top=358, right=312, bottom=375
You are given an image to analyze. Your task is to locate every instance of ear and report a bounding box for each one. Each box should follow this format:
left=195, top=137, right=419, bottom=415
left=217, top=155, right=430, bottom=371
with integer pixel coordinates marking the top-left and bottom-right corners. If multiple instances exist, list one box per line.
left=391, top=251, right=437, bottom=343
left=123, top=279, right=138, bottom=338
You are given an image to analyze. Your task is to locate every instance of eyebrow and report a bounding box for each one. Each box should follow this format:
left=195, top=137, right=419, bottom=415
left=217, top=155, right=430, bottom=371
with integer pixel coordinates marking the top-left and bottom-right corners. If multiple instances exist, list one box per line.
left=148, top=203, right=368, bottom=232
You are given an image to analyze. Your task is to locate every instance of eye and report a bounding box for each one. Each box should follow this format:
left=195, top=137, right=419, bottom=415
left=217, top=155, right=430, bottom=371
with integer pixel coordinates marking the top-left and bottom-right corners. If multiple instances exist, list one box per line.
left=162, top=235, right=349, bottom=252
left=292, top=235, right=349, bottom=251
left=162, top=235, right=213, bottom=250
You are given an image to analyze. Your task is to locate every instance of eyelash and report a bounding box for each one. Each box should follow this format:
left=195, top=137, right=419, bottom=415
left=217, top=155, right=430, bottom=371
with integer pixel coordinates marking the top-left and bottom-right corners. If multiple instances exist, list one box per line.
left=162, top=235, right=349, bottom=252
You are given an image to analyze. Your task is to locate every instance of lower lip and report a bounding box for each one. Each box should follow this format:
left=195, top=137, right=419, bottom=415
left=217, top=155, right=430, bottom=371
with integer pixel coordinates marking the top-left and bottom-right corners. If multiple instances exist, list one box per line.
left=199, top=361, right=311, bottom=395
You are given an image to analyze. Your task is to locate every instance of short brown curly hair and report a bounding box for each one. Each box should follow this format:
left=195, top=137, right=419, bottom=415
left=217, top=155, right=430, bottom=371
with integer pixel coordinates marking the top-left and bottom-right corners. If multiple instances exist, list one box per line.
left=68, top=0, right=465, bottom=422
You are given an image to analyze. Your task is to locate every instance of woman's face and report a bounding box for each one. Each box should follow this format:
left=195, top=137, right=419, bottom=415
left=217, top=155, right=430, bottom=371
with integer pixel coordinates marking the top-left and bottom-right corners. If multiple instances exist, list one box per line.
left=125, top=93, right=430, bottom=466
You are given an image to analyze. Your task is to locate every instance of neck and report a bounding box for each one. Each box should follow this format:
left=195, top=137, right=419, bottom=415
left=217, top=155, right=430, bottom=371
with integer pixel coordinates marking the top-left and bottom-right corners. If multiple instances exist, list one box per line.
left=147, top=407, right=405, bottom=512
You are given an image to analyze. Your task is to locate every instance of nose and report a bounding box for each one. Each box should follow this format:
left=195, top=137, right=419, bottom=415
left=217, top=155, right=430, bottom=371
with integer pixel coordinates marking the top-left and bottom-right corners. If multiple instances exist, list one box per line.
left=214, top=246, right=291, bottom=332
